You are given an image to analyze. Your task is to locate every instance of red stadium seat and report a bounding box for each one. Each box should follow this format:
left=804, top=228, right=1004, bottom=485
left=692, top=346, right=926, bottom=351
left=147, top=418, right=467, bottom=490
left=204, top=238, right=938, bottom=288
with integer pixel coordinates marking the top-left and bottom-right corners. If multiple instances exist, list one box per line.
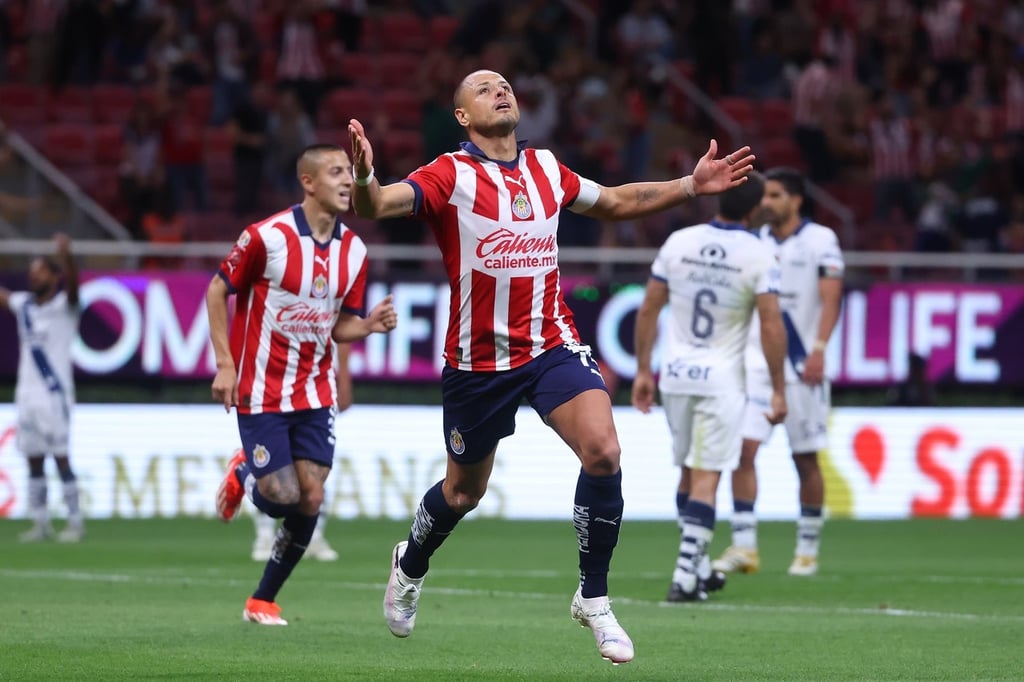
left=93, top=124, right=125, bottom=166
left=204, top=126, right=234, bottom=162
left=759, top=136, right=806, bottom=172
left=92, top=84, right=145, bottom=125
left=758, top=99, right=794, bottom=138
left=383, top=130, right=425, bottom=168
left=381, top=90, right=421, bottom=129
left=43, top=124, right=94, bottom=167
left=717, top=96, right=757, bottom=130
left=374, top=13, right=430, bottom=52
left=338, top=52, right=380, bottom=88
left=320, top=88, right=376, bottom=128
left=0, top=83, right=45, bottom=127
left=45, top=87, right=94, bottom=123
left=377, top=53, right=421, bottom=89
left=429, top=15, right=459, bottom=47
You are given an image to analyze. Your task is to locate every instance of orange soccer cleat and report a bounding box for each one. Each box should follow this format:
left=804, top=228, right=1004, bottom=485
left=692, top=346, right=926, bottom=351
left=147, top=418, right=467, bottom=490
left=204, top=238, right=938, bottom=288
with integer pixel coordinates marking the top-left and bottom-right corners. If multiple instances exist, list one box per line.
left=243, top=597, right=288, bottom=626
left=216, top=449, right=247, bottom=522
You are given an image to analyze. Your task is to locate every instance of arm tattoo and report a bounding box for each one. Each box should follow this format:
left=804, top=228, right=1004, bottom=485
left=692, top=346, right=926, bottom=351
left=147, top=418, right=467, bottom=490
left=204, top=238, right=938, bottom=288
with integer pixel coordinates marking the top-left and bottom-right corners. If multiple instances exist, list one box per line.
left=635, top=186, right=662, bottom=205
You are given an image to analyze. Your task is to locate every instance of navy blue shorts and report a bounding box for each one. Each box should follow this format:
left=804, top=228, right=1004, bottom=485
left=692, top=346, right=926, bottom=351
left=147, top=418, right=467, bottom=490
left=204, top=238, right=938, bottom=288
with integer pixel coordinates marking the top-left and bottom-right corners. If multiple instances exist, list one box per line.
left=441, top=343, right=608, bottom=463
left=236, top=407, right=336, bottom=478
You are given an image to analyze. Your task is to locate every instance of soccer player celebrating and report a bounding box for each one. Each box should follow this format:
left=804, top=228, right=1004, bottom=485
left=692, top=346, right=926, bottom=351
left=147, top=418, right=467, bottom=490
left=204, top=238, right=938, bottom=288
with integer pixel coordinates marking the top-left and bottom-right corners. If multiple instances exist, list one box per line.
left=0, top=234, right=84, bottom=543
left=632, top=173, right=787, bottom=602
left=208, top=144, right=397, bottom=626
left=712, top=167, right=844, bottom=577
left=348, top=69, right=754, bottom=664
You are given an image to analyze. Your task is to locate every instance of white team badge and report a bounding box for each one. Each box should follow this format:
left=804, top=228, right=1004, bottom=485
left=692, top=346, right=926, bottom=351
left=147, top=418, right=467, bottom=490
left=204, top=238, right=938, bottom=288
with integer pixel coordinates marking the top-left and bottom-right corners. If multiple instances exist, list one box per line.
left=253, top=444, right=271, bottom=468
left=449, top=427, right=466, bottom=455
left=312, top=273, right=328, bottom=298
left=237, top=231, right=251, bottom=249
left=511, top=190, right=533, bottom=219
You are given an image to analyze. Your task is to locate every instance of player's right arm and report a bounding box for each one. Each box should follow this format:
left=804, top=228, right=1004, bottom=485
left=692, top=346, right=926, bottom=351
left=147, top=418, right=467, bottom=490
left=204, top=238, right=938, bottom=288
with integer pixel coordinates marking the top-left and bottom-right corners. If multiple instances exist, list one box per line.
left=206, top=275, right=237, bottom=412
left=632, top=277, right=669, bottom=414
left=756, top=291, right=787, bottom=425
left=348, top=119, right=415, bottom=219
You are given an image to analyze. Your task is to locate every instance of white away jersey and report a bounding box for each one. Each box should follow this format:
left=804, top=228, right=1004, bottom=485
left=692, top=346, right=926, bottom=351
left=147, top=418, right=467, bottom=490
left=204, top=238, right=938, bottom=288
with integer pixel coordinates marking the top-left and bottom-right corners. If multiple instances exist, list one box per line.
left=651, top=220, right=780, bottom=395
left=9, top=290, right=79, bottom=409
left=746, top=220, right=844, bottom=382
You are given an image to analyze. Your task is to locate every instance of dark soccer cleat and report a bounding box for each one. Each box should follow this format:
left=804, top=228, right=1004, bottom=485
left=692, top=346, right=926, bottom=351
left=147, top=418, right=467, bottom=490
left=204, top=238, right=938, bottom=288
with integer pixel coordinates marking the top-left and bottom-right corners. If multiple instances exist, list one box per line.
left=702, top=570, right=727, bottom=593
left=666, top=582, right=708, bottom=603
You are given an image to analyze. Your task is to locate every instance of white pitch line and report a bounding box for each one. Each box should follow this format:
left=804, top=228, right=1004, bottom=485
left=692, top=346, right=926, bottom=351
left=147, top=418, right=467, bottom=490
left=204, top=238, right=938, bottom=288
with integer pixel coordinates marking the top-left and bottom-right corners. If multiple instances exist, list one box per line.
left=2, top=568, right=1023, bottom=624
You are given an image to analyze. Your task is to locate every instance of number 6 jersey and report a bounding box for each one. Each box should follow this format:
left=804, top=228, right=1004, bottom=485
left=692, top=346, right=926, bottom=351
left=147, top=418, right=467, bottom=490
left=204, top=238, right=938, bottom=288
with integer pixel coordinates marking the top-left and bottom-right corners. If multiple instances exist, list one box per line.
left=650, top=220, right=780, bottom=395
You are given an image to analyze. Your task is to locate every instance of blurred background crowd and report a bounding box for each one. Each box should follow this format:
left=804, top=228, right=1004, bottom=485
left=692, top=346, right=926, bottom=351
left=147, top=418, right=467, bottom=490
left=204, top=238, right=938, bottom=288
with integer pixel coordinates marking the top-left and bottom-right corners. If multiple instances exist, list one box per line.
left=1, top=0, right=1023, bottom=261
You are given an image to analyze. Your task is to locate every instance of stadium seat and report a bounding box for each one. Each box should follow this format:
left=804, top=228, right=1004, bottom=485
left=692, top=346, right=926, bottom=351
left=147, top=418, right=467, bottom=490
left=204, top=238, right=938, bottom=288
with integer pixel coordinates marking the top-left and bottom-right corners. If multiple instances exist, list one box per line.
left=338, top=52, right=380, bottom=88
left=381, top=90, right=422, bottom=129
left=383, top=130, right=425, bottom=168
left=45, top=87, right=94, bottom=123
left=377, top=53, right=421, bottom=89
left=759, top=136, right=806, bottom=172
left=204, top=126, right=234, bottom=163
left=93, top=124, right=125, bottom=166
left=374, top=13, right=430, bottom=52
left=43, top=124, right=94, bottom=167
left=429, top=15, right=460, bottom=48
left=717, top=96, right=757, bottom=131
left=758, top=99, right=794, bottom=138
left=92, top=84, right=145, bottom=125
left=0, top=83, right=45, bottom=127
left=319, top=88, right=376, bottom=128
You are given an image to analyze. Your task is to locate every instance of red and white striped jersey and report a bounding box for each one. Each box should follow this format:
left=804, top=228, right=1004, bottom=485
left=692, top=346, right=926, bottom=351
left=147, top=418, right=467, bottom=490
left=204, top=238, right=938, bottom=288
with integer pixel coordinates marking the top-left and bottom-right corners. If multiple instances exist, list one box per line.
left=869, top=116, right=914, bottom=181
left=406, top=142, right=598, bottom=372
left=218, top=205, right=367, bottom=414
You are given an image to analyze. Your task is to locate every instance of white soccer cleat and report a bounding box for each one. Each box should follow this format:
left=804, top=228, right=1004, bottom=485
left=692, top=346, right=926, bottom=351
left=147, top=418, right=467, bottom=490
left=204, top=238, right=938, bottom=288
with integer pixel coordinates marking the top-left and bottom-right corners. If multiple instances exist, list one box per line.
left=57, top=523, right=84, bottom=543
left=570, top=588, right=635, bottom=665
left=712, top=545, right=761, bottom=574
left=19, top=524, right=54, bottom=543
left=307, top=535, right=339, bottom=562
left=383, top=541, right=423, bottom=637
left=788, top=555, right=818, bottom=576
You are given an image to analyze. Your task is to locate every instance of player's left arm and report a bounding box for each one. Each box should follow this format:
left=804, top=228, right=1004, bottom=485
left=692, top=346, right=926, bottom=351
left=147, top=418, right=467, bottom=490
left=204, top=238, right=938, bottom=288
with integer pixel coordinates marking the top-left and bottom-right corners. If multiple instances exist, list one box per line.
left=54, top=233, right=79, bottom=308
left=802, top=276, right=843, bottom=385
left=331, top=295, right=397, bottom=343
left=335, top=341, right=353, bottom=413
left=631, top=277, right=668, bottom=414
left=578, top=139, right=754, bottom=221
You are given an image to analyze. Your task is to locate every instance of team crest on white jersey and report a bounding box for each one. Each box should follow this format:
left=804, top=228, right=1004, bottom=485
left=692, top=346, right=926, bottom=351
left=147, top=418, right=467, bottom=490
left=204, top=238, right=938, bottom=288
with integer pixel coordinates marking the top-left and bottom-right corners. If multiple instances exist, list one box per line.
left=253, top=444, right=271, bottom=468
left=511, top=190, right=533, bottom=219
left=237, top=231, right=251, bottom=249
left=700, top=243, right=727, bottom=261
left=312, top=273, right=328, bottom=298
left=449, top=427, right=466, bottom=455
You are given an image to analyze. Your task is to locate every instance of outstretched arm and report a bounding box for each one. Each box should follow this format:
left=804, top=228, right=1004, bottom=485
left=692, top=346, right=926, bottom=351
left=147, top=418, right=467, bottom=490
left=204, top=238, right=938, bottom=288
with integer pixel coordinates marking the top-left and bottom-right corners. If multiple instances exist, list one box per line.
left=581, top=139, right=755, bottom=222
left=206, top=275, right=237, bottom=413
left=348, top=119, right=416, bottom=219
left=54, top=233, right=79, bottom=307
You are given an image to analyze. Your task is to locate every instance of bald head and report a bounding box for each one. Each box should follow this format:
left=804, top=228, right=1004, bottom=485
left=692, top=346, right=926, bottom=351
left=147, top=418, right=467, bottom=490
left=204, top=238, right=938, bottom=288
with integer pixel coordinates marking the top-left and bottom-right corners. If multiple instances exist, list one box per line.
left=453, top=70, right=507, bottom=109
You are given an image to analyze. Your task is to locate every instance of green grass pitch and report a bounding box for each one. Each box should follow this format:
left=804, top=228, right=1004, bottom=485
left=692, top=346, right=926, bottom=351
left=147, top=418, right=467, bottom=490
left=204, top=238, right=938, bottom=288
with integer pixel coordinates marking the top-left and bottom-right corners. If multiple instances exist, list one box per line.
left=2, top=517, right=1021, bottom=681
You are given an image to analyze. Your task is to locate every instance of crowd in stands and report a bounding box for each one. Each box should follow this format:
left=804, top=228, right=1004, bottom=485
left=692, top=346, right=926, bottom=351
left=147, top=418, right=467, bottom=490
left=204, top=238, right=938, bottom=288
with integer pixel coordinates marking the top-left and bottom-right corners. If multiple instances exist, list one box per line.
left=0, top=0, right=1023, bottom=260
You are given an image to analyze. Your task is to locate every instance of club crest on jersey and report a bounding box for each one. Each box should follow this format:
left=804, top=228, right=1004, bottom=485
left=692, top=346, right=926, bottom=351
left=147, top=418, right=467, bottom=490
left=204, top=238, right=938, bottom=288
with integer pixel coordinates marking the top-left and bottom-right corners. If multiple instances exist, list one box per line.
left=237, top=231, right=251, bottom=249
left=511, top=190, right=533, bottom=220
left=449, top=427, right=466, bottom=455
left=253, top=444, right=271, bottom=468
left=699, top=243, right=727, bottom=261
left=312, top=273, right=328, bottom=298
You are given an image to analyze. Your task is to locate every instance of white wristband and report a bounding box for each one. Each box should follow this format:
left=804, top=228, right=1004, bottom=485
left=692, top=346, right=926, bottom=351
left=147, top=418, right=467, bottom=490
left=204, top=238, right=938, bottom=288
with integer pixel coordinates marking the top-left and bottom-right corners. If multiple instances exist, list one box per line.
left=680, top=175, right=696, bottom=199
left=354, top=167, right=375, bottom=186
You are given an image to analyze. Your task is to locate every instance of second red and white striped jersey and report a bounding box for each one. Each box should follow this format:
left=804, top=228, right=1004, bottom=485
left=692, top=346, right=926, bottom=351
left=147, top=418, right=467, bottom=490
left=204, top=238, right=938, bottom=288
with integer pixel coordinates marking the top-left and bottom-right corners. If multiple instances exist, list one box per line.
left=405, top=141, right=599, bottom=371
left=218, top=205, right=367, bottom=414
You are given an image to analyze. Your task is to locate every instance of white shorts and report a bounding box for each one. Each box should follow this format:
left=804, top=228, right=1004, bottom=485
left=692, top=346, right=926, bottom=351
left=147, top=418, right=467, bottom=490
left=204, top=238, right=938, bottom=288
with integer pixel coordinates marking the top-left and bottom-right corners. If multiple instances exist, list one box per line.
left=662, top=391, right=746, bottom=472
left=15, top=397, right=71, bottom=456
left=741, top=380, right=830, bottom=452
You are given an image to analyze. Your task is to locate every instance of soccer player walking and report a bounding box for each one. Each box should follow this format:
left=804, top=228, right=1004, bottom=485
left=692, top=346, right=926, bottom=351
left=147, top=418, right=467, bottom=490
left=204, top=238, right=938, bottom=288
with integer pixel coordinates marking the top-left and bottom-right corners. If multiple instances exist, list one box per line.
left=632, top=173, right=787, bottom=602
left=712, top=167, right=844, bottom=577
left=348, top=69, right=754, bottom=664
left=209, top=144, right=397, bottom=625
left=1, top=234, right=84, bottom=543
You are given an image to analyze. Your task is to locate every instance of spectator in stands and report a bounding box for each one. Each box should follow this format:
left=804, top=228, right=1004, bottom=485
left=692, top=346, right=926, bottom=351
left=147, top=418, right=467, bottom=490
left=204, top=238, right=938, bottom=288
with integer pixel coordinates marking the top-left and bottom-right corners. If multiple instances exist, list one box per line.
left=886, top=353, right=935, bottom=407
left=229, top=81, right=270, bottom=216
left=615, top=0, right=673, bottom=69
left=914, top=180, right=958, bottom=253
left=792, top=53, right=839, bottom=183
left=739, top=18, right=785, bottom=100
left=266, top=86, right=316, bottom=202
left=26, top=0, right=64, bottom=84
left=958, top=169, right=1009, bottom=254
left=869, top=93, right=916, bottom=223
left=205, top=0, right=258, bottom=126
left=52, top=0, right=111, bottom=87
left=513, top=71, right=558, bottom=149
left=120, top=98, right=164, bottom=239
left=140, top=191, right=186, bottom=269
left=330, top=0, right=367, bottom=53
left=160, top=83, right=209, bottom=212
left=275, top=2, right=326, bottom=120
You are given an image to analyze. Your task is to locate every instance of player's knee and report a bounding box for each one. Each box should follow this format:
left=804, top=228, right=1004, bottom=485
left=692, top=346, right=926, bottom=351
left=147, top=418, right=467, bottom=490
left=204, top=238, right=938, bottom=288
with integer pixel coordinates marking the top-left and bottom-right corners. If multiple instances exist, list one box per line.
left=792, top=451, right=819, bottom=476
left=298, top=489, right=324, bottom=515
left=446, top=488, right=484, bottom=514
left=580, top=439, right=621, bottom=476
left=257, top=477, right=301, bottom=506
